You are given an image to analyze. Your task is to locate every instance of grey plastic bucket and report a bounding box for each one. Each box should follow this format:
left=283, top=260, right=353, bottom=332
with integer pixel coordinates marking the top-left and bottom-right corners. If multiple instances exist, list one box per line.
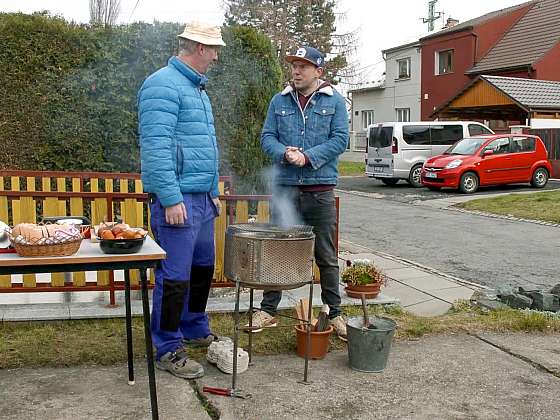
left=347, top=316, right=397, bottom=372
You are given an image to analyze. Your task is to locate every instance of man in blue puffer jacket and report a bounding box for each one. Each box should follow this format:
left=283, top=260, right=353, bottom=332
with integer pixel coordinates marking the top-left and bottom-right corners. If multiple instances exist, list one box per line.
left=138, top=22, right=224, bottom=379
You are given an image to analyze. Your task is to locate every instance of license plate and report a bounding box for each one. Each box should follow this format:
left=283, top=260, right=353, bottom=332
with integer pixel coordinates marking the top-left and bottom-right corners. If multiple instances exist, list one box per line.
left=373, top=166, right=385, bottom=173
left=425, top=172, right=437, bottom=179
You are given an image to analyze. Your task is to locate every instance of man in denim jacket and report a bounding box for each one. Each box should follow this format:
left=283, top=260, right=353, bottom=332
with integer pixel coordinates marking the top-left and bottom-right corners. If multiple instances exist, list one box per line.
left=250, top=46, right=349, bottom=340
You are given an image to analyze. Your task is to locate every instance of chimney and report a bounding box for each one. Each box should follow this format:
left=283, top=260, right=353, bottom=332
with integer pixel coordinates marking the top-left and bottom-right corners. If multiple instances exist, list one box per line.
left=444, top=17, right=459, bottom=29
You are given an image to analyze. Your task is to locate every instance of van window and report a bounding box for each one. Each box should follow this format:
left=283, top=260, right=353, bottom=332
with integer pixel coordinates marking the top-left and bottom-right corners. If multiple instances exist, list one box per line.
left=368, top=126, right=393, bottom=148
left=430, top=125, right=463, bottom=145
left=402, top=125, right=430, bottom=145
left=469, top=124, right=493, bottom=136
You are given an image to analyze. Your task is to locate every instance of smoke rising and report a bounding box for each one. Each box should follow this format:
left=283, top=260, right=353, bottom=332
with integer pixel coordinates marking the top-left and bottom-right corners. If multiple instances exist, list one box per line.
left=262, top=165, right=304, bottom=228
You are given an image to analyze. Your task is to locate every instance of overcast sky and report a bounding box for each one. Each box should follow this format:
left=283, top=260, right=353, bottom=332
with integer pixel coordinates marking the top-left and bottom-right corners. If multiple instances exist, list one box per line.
left=2, top=0, right=524, bottom=84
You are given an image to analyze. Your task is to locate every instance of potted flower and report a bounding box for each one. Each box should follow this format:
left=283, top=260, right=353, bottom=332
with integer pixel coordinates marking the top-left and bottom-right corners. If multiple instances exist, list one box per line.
left=341, top=259, right=385, bottom=299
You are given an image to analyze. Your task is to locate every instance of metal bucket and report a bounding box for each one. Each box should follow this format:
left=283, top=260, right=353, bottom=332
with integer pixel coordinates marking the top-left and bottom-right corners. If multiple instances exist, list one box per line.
left=347, top=316, right=396, bottom=372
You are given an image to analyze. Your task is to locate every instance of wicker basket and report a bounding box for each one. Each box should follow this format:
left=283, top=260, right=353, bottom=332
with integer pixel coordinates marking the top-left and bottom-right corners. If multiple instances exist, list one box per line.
left=10, top=237, right=82, bottom=257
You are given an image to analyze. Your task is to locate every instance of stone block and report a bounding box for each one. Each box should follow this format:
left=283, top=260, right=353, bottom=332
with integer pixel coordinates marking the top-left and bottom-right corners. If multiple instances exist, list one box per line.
left=526, top=292, right=560, bottom=312
left=517, top=285, right=541, bottom=294
left=473, top=297, right=510, bottom=311
left=496, top=285, right=516, bottom=296
left=549, top=284, right=560, bottom=296
left=499, top=293, right=533, bottom=309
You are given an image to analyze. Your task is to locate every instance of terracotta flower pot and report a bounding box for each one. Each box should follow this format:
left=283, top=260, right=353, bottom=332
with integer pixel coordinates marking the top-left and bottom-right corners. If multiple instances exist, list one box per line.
left=295, top=325, right=333, bottom=360
left=345, top=282, right=382, bottom=299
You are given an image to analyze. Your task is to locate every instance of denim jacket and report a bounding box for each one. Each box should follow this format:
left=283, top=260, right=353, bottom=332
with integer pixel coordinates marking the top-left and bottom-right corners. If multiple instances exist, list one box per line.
left=261, top=83, right=349, bottom=186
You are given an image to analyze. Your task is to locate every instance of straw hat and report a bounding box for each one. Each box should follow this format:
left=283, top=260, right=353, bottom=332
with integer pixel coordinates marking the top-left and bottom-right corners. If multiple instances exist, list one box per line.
left=177, top=21, right=226, bottom=46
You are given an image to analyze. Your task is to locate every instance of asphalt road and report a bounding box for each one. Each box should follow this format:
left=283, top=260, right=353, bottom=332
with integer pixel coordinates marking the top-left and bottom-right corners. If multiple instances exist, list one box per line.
left=336, top=178, right=560, bottom=289
left=338, top=175, right=560, bottom=204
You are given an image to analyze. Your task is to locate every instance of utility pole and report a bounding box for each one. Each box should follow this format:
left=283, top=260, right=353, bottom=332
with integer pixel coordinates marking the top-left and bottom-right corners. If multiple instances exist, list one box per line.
left=422, top=0, right=442, bottom=32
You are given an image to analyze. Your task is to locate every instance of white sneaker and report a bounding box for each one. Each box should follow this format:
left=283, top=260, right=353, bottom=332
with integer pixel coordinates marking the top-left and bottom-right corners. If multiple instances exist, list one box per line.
left=330, top=315, right=347, bottom=342
left=246, top=309, right=277, bottom=333
left=206, top=338, right=233, bottom=364
left=216, top=347, right=249, bottom=375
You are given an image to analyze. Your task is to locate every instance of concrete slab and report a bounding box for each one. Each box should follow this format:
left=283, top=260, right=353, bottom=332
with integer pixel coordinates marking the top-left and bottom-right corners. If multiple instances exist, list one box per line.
left=339, top=291, right=399, bottom=306
left=0, top=364, right=209, bottom=420
left=384, top=267, right=436, bottom=281
left=338, top=252, right=408, bottom=271
left=429, top=286, right=476, bottom=303
left=287, top=284, right=398, bottom=307
left=404, top=298, right=453, bottom=316
left=69, top=301, right=145, bottom=319
left=396, top=273, right=465, bottom=291
left=3, top=303, right=70, bottom=321
left=198, top=334, right=560, bottom=420
left=477, top=332, right=560, bottom=375
left=383, top=284, right=433, bottom=308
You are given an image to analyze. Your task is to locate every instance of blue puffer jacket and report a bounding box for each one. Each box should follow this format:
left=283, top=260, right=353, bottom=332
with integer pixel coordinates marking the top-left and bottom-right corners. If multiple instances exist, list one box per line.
left=261, top=83, right=348, bottom=185
left=138, top=56, right=219, bottom=207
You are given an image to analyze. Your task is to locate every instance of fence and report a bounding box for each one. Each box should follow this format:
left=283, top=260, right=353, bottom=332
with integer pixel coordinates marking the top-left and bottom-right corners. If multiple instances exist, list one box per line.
left=0, top=170, right=339, bottom=303
left=528, top=128, right=560, bottom=178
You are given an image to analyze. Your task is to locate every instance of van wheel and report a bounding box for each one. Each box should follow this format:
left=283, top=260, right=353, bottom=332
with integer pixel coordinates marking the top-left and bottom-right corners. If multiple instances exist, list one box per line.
left=531, top=167, right=549, bottom=188
left=408, top=164, right=423, bottom=188
left=380, top=178, right=399, bottom=186
left=459, top=172, right=479, bottom=194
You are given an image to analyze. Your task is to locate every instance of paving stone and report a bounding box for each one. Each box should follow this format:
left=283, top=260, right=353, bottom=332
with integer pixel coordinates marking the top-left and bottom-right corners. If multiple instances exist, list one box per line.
left=3, top=304, right=70, bottom=321
left=429, top=287, right=476, bottom=304
left=394, top=274, right=463, bottom=291
left=403, top=299, right=453, bottom=316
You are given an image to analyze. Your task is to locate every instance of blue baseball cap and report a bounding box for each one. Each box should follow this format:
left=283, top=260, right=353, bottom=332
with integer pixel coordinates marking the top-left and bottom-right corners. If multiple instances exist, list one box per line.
left=285, top=46, right=325, bottom=68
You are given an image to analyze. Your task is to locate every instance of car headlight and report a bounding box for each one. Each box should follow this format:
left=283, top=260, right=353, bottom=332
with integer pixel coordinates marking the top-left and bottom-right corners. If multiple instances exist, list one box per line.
left=445, top=159, right=463, bottom=169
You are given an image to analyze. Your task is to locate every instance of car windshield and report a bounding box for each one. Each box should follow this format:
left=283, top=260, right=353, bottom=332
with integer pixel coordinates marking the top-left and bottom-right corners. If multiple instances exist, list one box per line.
left=445, top=137, right=488, bottom=155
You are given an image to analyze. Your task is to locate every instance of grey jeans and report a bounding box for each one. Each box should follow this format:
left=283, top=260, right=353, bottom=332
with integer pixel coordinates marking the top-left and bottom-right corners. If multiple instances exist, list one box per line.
left=260, top=187, right=341, bottom=319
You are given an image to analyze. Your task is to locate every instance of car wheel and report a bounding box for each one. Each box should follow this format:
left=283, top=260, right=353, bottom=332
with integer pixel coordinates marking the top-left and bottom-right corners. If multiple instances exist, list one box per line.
left=459, top=172, right=479, bottom=194
left=531, top=167, right=549, bottom=188
left=427, top=186, right=441, bottom=191
left=380, top=178, right=399, bottom=186
left=408, top=164, right=423, bottom=188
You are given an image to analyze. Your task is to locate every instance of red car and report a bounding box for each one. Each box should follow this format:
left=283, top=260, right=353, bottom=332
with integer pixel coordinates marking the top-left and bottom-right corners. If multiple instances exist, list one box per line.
left=421, top=134, right=552, bottom=193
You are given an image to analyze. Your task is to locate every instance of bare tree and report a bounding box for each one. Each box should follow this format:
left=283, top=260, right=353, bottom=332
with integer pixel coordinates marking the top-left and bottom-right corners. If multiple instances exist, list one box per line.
left=89, top=0, right=121, bottom=26
left=224, top=0, right=362, bottom=86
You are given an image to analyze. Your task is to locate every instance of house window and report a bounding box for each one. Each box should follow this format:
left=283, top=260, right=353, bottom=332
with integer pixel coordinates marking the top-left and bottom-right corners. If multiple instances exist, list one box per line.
left=436, top=49, right=454, bottom=75
left=397, top=58, right=411, bottom=79
left=361, top=110, right=374, bottom=130
left=396, top=108, right=410, bottom=122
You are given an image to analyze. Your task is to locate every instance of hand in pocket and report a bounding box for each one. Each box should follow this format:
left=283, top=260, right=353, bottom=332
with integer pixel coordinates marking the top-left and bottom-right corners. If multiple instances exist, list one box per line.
left=165, top=202, right=187, bottom=225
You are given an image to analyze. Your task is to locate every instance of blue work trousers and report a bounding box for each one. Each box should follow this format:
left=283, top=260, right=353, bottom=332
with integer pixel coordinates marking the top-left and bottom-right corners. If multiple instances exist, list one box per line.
left=149, top=192, right=218, bottom=359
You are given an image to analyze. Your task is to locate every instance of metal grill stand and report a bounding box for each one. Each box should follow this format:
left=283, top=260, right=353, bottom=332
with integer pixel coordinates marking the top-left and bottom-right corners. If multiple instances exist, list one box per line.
left=224, top=224, right=316, bottom=392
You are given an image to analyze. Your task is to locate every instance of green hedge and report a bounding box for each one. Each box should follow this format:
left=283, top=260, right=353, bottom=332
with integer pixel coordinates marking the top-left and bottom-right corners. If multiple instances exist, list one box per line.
left=0, top=13, right=282, bottom=192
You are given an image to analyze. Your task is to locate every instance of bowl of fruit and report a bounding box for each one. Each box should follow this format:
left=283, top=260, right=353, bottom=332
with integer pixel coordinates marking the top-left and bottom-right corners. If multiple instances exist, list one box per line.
left=96, top=223, right=148, bottom=254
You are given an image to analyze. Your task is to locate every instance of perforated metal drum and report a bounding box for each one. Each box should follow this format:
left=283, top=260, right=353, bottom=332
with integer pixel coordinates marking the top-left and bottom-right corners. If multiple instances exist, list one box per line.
left=224, top=223, right=315, bottom=290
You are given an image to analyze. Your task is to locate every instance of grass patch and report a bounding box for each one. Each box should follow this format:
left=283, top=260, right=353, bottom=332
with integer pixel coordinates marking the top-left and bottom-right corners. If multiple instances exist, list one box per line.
left=457, top=191, right=560, bottom=223
left=1, top=303, right=559, bottom=369
left=338, top=161, right=365, bottom=176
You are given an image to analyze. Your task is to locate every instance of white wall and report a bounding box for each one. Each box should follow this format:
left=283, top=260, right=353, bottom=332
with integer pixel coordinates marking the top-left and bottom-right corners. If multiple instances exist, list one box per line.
left=349, top=44, right=422, bottom=151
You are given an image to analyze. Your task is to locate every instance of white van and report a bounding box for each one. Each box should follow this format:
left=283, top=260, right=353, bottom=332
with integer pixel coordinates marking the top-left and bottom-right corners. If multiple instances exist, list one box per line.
left=365, top=121, right=494, bottom=187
